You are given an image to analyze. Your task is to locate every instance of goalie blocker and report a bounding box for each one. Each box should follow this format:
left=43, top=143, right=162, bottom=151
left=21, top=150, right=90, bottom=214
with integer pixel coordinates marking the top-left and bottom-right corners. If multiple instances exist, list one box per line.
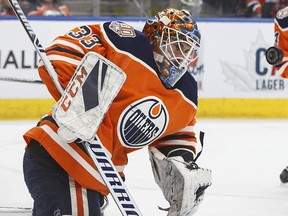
left=53, top=51, right=126, bottom=142
left=149, top=146, right=212, bottom=216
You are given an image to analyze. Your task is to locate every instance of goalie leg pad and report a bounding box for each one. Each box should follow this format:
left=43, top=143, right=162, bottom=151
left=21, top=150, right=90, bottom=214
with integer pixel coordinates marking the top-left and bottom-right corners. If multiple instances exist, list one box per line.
left=148, top=146, right=212, bottom=216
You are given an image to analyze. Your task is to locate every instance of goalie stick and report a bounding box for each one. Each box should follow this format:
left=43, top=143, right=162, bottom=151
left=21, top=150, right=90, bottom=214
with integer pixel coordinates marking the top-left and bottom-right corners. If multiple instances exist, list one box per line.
left=0, top=207, right=32, bottom=214
left=8, top=0, right=63, bottom=95
left=8, top=0, right=142, bottom=215
left=0, top=76, right=43, bottom=84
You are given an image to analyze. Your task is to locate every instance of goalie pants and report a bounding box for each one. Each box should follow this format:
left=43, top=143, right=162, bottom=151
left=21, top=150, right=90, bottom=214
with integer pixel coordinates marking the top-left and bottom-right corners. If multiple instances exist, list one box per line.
left=23, top=139, right=105, bottom=216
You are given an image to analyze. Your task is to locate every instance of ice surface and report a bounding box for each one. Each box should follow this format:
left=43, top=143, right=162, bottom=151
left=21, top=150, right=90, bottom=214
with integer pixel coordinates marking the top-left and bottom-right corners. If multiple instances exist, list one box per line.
left=0, top=119, right=288, bottom=215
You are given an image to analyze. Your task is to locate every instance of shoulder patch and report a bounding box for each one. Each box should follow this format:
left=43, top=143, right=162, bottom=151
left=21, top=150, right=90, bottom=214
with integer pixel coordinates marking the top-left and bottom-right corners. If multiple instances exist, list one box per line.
left=109, top=21, right=136, bottom=38
left=103, top=22, right=158, bottom=71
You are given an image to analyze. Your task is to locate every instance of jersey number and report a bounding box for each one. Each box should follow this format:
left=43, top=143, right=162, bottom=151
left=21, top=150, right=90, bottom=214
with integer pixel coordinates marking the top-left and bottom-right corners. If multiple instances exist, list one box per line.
left=68, top=25, right=101, bottom=49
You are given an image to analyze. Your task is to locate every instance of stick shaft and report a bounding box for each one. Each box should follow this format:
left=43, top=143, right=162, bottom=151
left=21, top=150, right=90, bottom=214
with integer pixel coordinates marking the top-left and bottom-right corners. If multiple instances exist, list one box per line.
left=0, top=76, right=43, bottom=84
left=8, top=1, right=142, bottom=215
left=8, top=0, right=63, bottom=95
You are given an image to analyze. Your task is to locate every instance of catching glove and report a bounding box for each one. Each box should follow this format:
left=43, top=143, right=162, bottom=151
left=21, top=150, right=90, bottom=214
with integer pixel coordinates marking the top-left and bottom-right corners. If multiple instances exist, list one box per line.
left=148, top=146, right=212, bottom=216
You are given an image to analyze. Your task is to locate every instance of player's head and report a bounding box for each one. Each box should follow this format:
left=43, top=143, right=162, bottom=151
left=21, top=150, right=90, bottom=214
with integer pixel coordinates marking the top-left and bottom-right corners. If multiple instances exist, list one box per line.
left=143, top=8, right=201, bottom=88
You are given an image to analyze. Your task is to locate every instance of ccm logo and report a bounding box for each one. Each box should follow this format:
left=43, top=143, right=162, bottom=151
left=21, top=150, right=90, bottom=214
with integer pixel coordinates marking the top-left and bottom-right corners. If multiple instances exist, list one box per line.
left=60, top=67, right=88, bottom=111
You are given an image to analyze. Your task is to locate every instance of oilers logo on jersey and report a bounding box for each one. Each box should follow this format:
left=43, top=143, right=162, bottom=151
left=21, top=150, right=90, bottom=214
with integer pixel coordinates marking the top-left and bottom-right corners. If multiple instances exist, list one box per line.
left=118, top=96, right=169, bottom=148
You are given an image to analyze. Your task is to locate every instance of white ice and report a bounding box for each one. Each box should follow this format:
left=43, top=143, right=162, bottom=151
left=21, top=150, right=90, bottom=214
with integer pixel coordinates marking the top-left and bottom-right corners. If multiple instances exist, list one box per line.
left=0, top=119, right=288, bottom=215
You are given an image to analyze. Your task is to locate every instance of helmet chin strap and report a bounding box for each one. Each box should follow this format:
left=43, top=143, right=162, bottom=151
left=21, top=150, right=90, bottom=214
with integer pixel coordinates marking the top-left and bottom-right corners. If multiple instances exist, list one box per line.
left=153, top=51, right=170, bottom=78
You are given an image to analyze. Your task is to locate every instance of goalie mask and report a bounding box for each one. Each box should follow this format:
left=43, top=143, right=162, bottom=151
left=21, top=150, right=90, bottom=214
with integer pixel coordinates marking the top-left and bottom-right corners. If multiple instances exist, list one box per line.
left=143, top=8, right=201, bottom=88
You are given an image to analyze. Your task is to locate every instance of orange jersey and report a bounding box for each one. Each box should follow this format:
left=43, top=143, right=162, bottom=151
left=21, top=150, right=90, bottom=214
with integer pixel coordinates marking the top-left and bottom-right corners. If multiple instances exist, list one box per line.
left=23, top=21, right=199, bottom=196
left=273, top=6, right=288, bottom=78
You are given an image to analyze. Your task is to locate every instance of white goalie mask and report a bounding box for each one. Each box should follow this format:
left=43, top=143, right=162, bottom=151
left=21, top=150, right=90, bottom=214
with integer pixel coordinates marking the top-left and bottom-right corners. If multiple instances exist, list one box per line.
left=143, top=8, right=201, bottom=88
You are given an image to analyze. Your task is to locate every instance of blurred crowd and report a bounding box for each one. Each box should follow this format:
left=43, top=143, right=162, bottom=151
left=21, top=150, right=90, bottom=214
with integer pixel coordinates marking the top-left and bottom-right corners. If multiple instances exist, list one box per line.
left=0, top=0, right=72, bottom=16
left=225, top=0, right=288, bottom=18
left=0, top=0, right=287, bottom=17
left=180, top=0, right=288, bottom=18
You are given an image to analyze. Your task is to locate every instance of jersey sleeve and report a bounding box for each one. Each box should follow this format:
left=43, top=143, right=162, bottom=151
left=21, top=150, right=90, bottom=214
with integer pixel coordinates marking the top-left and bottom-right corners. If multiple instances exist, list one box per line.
left=38, top=24, right=107, bottom=100
left=151, top=118, right=197, bottom=156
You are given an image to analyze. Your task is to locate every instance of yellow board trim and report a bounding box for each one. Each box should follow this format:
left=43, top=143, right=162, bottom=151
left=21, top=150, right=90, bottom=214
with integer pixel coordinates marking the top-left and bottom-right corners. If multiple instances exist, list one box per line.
left=0, top=98, right=288, bottom=119
left=198, top=98, right=288, bottom=118
left=0, top=99, right=55, bottom=120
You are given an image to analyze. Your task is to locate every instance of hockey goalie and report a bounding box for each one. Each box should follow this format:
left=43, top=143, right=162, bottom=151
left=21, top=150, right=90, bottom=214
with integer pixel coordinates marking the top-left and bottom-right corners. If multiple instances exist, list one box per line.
left=22, top=7, right=212, bottom=215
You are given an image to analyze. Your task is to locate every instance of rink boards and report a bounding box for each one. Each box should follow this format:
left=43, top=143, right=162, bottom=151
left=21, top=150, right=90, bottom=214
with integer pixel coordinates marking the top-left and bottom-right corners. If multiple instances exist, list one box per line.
left=0, top=17, right=288, bottom=119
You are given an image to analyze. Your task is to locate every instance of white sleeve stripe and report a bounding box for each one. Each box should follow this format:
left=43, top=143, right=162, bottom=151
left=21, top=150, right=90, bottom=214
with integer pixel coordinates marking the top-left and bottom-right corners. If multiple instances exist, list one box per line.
left=68, top=177, right=78, bottom=215
left=39, top=54, right=81, bottom=67
left=69, top=177, right=89, bottom=215
left=176, top=126, right=195, bottom=133
left=82, top=186, right=89, bottom=215
left=158, top=140, right=197, bottom=146
left=49, top=39, right=85, bottom=54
